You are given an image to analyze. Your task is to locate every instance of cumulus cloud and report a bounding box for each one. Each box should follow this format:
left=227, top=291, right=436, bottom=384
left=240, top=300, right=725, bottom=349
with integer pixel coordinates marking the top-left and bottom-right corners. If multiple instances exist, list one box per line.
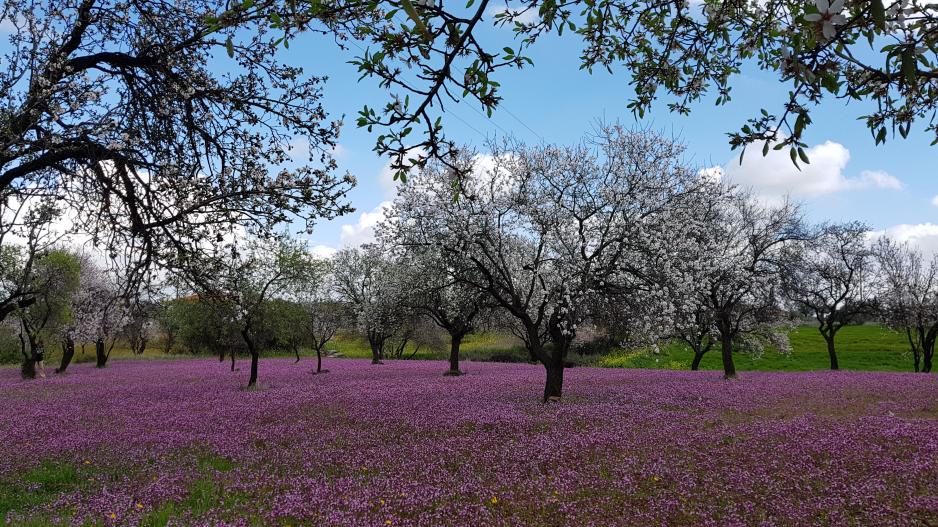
left=857, top=170, right=903, bottom=190
left=869, top=223, right=938, bottom=258
left=720, top=140, right=903, bottom=200
left=339, top=201, right=392, bottom=248
left=931, top=195, right=938, bottom=207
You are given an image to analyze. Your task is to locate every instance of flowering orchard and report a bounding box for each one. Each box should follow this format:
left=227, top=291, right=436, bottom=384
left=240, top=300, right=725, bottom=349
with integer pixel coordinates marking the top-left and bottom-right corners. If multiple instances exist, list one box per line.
left=2, top=358, right=937, bottom=526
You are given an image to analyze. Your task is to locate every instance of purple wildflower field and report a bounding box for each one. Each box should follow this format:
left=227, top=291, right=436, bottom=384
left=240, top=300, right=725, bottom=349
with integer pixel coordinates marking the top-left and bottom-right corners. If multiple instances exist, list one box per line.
left=2, top=359, right=938, bottom=526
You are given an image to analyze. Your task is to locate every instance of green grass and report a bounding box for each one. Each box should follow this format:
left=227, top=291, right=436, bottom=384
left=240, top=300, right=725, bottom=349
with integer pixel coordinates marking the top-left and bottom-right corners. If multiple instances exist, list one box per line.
left=596, top=324, right=915, bottom=372
left=0, top=460, right=83, bottom=525
left=4, top=324, right=918, bottom=374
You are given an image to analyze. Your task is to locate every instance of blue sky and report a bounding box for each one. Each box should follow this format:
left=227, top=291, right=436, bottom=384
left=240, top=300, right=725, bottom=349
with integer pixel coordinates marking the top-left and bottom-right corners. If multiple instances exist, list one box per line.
left=281, top=19, right=938, bottom=255
left=3, top=9, right=934, bottom=255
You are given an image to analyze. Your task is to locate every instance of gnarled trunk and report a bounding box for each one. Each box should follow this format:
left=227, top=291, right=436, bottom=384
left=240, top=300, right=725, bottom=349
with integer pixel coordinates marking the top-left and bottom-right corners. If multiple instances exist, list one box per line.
left=543, top=353, right=565, bottom=402
left=56, top=335, right=75, bottom=374
left=825, top=335, right=839, bottom=371
left=19, top=332, right=35, bottom=380
left=907, top=329, right=922, bottom=372
left=241, top=327, right=259, bottom=388
left=95, top=338, right=108, bottom=368
left=717, top=317, right=736, bottom=379
left=444, top=333, right=464, bottom=376
left=691, top=346, right=706, bottom=371
left=367, top=330, right=385, bottom=365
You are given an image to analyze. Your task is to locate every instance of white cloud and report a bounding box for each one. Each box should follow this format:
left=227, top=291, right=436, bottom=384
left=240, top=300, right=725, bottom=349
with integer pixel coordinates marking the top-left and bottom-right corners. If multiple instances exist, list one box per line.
left=857, top=170, right=903, bottom=190
left=309, top=244, right=337, bottom=259
left=721, top=140, right=903, bottom=200
left=486, top=4, right=539, bottom=24
left=698, top=166, right=724, bottom=183
left=870, top=223, right=938, bottom=258
left=377, top=148, right=426, bottom=199
left=930, top=195, right=938, bottom=207
left=339, top=201, right=392, bottom=248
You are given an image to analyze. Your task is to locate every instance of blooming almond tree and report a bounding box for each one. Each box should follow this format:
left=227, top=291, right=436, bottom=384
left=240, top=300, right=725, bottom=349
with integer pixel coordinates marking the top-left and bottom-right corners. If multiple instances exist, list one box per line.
left=333, top=244, right=411, bottom=365
left=391, top=127, right=706, bottom=400
left=692, top=189, right=804, bottom=379
left=0, top=0, right=353, bottom=290
left=781, top=221, right=874, bottom=370
left=379, top=211, right=491, bottom=376
left=65, top=257, right=130, bottom=369
left=875, top=237, right=938, bottom=372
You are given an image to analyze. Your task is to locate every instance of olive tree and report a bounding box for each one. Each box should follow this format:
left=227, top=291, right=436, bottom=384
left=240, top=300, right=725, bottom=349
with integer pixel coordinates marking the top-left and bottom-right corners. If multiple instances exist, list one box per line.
left=196, top=235, right=314, bottom=387
left=12, top=249, right=81, bottom=378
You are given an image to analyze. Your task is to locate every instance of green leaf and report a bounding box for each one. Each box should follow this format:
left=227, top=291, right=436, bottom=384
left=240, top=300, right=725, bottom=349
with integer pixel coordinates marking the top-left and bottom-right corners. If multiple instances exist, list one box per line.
left=797, top=147, right=810, bottom=164
left=399, top=0, right=432, bottom=42
left=871, top=0, right=886, bottom=31
left=901, top=48, right=917, bottom=87
left=225, top=37, right=234, bottom=58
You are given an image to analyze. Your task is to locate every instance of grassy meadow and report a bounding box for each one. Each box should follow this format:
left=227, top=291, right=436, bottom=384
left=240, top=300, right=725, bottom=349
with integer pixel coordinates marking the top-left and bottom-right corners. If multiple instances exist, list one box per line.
left=1, top=324, right=919, bottom=373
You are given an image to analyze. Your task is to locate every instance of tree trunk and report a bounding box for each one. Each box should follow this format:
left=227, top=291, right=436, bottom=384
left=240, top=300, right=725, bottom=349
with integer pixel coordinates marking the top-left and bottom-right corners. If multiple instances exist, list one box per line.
left=248, top=351, right=259, bottom=387
left=316, top=347, right=324, bottom=373
left=241, top=327, right=259, bottom=388
left=923, top=346, right=934, bottom=373
left=56, top=335, right=75, bottom=374
left=368, top=332, right=384, bottom=365
left=21, top=357, right=36, bottom=379
left=444, top=333, right=464, bottom=376
left=823, top=334, right=838, bottom=370
left=294, top=345, right=301, bottom=363
left=718, top=325, right=737, bottom=379
left=690, top=346, right=705, bottom=371
left=543, top=352, right=564, bottom=402
left=19, top=332, right=35, bottom=379
left=230, top=348, right=236, bottom=371
left=95, top=338, right=108, bottom=368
